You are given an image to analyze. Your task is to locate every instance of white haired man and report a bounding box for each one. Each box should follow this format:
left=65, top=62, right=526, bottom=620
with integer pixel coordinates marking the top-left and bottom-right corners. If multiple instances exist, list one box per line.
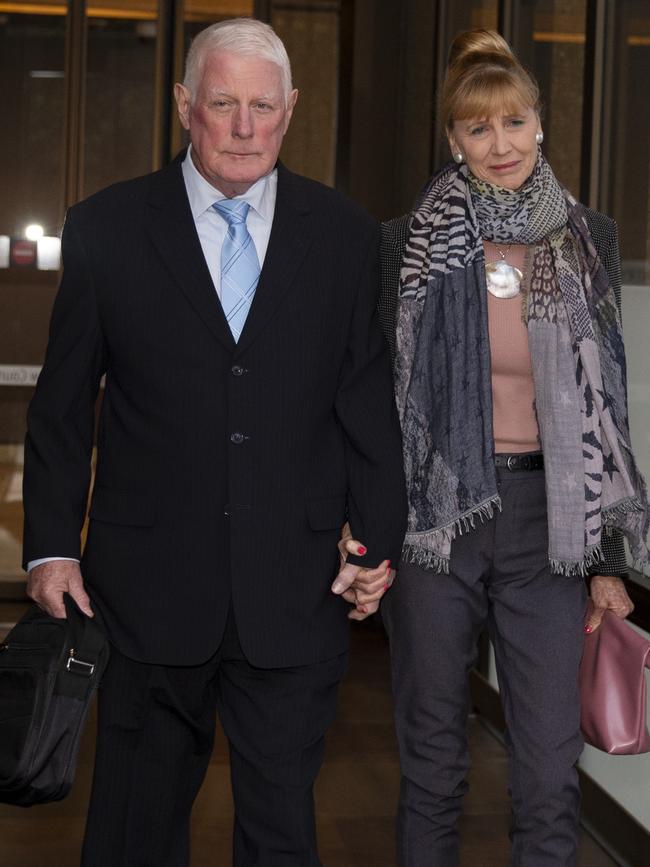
left=23, top=17, right=406, bottom=866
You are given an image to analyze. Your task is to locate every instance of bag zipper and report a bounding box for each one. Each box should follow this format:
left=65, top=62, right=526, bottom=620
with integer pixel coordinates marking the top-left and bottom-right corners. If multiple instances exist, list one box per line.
left=0, top=643, right=51, bottom=652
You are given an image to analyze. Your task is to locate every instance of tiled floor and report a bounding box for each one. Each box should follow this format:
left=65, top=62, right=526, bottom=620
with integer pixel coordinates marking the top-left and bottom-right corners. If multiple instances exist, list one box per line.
left=0, top=610, right=617, bottom=867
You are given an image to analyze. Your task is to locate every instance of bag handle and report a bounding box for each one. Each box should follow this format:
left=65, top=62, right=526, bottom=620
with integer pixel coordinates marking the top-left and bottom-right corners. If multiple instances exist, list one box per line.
left=62, top=593, right=107, bottom=677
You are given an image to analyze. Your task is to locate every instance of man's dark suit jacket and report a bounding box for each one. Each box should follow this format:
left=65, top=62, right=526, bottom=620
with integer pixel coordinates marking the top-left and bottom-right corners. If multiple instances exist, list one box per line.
left=23, top=155, right=407, bottom=668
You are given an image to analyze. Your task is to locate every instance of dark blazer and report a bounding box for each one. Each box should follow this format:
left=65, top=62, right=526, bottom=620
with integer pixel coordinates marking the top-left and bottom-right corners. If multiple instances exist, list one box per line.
left=23, top=155, right=407, bottom=667
left=379, top=207, right=628, bottom=577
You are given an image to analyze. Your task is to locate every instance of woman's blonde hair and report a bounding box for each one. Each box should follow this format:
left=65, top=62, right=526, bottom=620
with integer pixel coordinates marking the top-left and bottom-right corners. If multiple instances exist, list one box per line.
left=441, top=30, right=540, bottom=130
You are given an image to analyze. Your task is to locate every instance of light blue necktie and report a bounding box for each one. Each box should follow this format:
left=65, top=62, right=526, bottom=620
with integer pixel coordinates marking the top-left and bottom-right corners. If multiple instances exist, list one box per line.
left=213, top=199, right=260, bottom=341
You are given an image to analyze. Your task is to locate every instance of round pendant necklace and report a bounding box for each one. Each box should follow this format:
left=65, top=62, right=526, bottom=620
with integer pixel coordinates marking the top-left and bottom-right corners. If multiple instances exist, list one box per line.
left=485, top=243, right=523, bottom=299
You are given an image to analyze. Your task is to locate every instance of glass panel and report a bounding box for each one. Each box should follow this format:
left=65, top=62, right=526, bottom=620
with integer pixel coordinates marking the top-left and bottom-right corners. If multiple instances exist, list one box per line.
left=433, top=1, right=499, bottom=170
left=602, top=2, right=650, bottom=582
left=0, top=3, right=66, bottom=247
left=601, top=0, right=650, bottom=287
left=0, top=2, right=68, bottom=585
left=270, top=0, right=341, bottom=187
left=515, top=0, right=587, bottom=193
left=447, top=0, right=498, bottom=35
left=184, top=0, right=253, bottom=27
left=83, top=0, right=158, bottom=197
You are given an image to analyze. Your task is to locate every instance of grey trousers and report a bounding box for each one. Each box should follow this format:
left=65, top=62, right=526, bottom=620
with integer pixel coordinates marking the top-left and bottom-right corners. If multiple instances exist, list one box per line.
left=383, top=465, right=587, bottom=867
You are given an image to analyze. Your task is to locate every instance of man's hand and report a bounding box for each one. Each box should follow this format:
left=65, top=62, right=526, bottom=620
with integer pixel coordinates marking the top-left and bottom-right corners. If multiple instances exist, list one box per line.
left=27, top=560, right=94, bottom=619
left=585, top=574, right=634, bottom=633
left=331, top=523, right=395, bottom=621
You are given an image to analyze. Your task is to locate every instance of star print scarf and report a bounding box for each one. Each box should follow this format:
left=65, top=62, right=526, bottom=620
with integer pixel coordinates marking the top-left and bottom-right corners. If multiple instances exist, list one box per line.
left=395, top=154, right=649, bottom=575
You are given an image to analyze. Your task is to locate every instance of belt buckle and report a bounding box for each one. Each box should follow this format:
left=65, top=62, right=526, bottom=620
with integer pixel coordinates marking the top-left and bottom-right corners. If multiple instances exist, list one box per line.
left=506, top=455, right=517, bottom=471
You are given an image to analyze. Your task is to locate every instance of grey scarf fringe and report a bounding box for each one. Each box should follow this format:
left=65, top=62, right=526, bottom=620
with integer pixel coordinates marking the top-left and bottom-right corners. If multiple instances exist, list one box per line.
left=551, top=496, right=646, bottom=577
left=602, top=497, right=645, bottom=523
left=401, top=547, right=452, bottom=574
left=549, top=546, right=603, bottom=578
left=401, top=494, right=502, bottom=573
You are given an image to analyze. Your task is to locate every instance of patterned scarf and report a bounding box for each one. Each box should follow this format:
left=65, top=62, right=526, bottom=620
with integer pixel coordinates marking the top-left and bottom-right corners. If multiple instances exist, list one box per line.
left=395, top=154, right=649, bottom=575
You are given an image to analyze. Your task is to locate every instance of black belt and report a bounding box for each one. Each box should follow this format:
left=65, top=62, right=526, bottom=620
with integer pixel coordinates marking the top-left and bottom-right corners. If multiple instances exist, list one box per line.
left=494, top=452, right=544, bottom=471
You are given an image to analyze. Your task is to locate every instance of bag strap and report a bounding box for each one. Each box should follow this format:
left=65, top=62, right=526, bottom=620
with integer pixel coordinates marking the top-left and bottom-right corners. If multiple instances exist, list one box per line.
left=62, top=593, right=107, bottom=678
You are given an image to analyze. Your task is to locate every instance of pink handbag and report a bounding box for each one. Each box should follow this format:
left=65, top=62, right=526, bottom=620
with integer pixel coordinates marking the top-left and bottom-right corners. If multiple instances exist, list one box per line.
left=579, top=600, right=650, bottom=755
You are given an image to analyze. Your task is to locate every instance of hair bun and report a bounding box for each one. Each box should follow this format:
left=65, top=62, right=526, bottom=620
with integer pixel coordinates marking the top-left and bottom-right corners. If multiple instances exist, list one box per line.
left=441, top=29, right=540, bottom=130
left=448, top=29, right=514, bottom=69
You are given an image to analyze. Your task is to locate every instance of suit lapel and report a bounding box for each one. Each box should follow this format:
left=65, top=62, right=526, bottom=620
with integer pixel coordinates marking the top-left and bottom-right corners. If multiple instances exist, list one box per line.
left=235, top=163, right=313, bottom=355
left=146, top=155, right=235, bottom=352
left=146, top=157, right=312, bottom=355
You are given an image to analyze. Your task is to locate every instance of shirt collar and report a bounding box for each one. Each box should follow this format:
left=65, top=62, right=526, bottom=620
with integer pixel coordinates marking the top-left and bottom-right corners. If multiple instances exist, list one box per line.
left=182, top=145, right=276, bottom=223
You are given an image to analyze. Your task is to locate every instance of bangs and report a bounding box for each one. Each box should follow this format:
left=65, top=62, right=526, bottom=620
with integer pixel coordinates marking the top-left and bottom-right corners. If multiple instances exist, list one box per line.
left=449, top=70, right=536, bottom=125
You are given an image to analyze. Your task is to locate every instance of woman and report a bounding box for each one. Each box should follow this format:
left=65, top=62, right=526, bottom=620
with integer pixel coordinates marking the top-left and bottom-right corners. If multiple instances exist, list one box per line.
left=345, top=29, right=649, bottom=867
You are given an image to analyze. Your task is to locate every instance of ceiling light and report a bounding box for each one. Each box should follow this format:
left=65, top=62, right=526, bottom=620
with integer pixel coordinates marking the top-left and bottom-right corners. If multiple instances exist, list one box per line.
left=25, top=224, right=44, bottom=241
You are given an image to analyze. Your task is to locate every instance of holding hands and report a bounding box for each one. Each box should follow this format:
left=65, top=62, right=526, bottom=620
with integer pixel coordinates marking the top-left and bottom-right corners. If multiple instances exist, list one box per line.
left=330, top=523, right=395, bottom=620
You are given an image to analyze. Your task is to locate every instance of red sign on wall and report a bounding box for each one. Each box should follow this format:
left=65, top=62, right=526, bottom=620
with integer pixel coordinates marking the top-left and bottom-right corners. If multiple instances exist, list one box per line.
left=10, top=239, right=37, bottom=267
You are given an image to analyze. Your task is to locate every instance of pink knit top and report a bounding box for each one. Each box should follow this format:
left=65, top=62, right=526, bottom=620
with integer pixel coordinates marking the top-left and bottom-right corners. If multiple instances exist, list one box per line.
left=484, top=241, right=541, bottom=454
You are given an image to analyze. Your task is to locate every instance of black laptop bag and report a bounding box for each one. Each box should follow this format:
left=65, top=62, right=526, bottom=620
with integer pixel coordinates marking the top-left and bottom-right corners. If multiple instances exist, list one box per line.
left=0, top=593, right=109, bottom=806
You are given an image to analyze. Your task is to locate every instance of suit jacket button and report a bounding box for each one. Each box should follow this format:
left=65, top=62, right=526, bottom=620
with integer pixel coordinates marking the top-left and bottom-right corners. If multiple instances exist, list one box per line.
left=231, top=365, right=245, bottom=376
left=230, top=432, right=245, bottom=444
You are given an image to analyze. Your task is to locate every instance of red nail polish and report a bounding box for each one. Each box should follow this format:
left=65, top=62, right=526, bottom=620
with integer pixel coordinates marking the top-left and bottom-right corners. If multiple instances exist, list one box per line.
left=584, top=624, right=593, bottom=634
left=384, top=584, right=390, bottom=591
left=358, top=546, right=367, bottom=555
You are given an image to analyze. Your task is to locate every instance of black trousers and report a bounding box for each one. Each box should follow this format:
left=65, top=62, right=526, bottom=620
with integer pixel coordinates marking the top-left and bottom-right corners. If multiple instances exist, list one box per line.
left=81, top=610, right=347, bottom=867
left=383, top=465, right=587, bottom=867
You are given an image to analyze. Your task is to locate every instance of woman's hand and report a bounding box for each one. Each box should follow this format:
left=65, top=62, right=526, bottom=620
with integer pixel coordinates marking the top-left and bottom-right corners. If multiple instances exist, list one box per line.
left=585, top=575, right=634, bottom=633
left=332, top=523, right=395, bottom=621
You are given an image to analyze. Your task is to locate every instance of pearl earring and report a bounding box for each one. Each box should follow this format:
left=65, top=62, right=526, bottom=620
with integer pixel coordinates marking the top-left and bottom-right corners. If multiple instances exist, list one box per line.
left=453, top=151, right=464, bottom=164
left=536, top=131, right=544, bottom=145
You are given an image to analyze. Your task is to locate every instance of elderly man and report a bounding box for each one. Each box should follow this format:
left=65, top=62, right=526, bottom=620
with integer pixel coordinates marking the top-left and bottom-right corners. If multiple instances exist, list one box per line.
left=22, top=17, right=406, bottom=867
